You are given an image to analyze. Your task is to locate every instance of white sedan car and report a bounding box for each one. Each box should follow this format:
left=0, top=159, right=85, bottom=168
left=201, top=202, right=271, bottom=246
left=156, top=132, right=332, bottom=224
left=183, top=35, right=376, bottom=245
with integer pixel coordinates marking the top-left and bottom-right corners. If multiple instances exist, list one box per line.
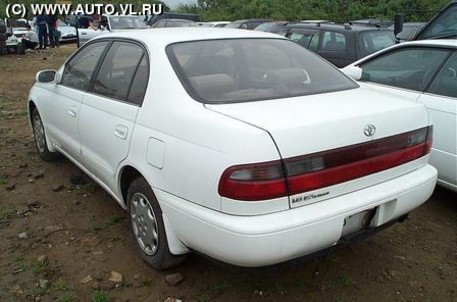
left=342, top=40, right=457, bottom=192
left=28, top=28, right=437, bottom=269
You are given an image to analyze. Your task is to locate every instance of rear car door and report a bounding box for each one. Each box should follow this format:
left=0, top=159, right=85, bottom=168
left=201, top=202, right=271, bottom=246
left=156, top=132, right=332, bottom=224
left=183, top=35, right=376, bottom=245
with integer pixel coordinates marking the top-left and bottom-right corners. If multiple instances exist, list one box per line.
left=316, top=30, right=352, bottom=67
left=420, top=52, right=457, bottom=189
left=78, top=40, right=149, bottom=189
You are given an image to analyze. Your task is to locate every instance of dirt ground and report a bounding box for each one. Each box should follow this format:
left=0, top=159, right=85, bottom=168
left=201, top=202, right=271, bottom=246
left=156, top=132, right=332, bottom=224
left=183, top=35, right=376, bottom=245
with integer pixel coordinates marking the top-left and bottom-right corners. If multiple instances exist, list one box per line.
left=0, top=44, right=456, bottom=302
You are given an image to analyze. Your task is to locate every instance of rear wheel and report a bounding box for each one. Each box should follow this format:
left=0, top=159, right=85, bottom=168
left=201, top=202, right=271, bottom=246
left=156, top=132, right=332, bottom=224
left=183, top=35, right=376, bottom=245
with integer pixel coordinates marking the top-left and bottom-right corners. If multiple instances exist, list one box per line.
left=31, top=108, right=60, bottom=161
left=127, top=177, right=186, bottom=269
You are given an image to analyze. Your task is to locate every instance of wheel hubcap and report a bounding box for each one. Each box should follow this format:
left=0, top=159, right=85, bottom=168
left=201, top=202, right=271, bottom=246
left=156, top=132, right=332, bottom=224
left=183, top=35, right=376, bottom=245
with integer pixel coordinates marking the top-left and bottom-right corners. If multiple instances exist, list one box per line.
left=33, top=114, right=46, bottom=153
left=130, top=193, right=159, bottom=255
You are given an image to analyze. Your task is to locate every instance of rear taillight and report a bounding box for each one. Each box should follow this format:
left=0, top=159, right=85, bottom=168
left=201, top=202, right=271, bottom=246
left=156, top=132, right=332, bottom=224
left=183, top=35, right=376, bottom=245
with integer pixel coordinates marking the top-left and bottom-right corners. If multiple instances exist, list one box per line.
left=219, top=126, right=433, bottom=201
left=218, top=160, right=288, bottom=201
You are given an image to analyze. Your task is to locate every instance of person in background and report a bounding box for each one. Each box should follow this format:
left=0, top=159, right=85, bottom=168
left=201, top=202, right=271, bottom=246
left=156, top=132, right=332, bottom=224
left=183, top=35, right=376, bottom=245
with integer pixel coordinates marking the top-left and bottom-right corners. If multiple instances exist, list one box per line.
left=35, top=13, right=48, bottom=49
left=47, top=14, right=58, bottom=48
left=53, top=29, right=61, bottom=47
left=22, top=24, right=39, bottom=50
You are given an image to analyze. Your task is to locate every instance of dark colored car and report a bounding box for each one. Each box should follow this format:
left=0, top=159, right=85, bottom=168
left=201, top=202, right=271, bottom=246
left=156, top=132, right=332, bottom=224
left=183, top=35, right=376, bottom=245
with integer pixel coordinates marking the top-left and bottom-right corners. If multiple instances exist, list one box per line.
left=225, top=19, right=271, bottom=30
left=389, top=22, right=425, bottom=42
left=268, top=23, right=396, bottom=67
left=348, top=19, right=394, bottom=28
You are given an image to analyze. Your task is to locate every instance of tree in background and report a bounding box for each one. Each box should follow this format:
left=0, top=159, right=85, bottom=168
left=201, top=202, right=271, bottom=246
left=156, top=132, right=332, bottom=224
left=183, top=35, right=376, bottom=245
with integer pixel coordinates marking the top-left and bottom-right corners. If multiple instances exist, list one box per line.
left=178, top=0, right=450, bottom=22
left=0, top=0, right=451, bottom=22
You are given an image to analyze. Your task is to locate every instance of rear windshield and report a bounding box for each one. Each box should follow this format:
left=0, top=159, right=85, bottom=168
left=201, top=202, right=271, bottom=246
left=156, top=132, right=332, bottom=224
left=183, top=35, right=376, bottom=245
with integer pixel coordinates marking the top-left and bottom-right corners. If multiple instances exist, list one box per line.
left=359, top=31, right=396, bottom=57
left=167, top=38, right=358, bottom=104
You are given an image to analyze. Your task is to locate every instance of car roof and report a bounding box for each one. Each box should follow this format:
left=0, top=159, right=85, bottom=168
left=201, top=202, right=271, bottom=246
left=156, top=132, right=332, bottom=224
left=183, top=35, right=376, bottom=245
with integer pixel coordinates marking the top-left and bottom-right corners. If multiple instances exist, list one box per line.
left=394, top=39, right=457, bottom=48
left=348, top=39, right=457, bottom=66
left=95, top=28, right=286, bottom=46
left=282, top=23, right=392, bottom=32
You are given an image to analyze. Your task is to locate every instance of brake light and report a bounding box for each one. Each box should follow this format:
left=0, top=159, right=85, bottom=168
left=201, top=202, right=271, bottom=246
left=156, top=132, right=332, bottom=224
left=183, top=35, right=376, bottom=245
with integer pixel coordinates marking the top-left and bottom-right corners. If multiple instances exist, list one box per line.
left=219, top=126, right=432, bottom=201
left=218, top=160, right=288, bottom=201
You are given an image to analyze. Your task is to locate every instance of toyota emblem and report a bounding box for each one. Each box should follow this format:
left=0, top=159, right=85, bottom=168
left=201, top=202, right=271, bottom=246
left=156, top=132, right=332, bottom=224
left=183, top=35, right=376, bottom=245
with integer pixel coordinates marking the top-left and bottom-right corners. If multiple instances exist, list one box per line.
left=363, top=124, right=376, bottom=137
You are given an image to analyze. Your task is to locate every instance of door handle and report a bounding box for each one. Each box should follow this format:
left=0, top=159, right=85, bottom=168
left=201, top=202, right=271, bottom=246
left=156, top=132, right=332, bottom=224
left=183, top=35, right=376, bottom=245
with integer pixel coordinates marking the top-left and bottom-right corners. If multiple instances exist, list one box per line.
left=114, top=125, right=128, bottom=140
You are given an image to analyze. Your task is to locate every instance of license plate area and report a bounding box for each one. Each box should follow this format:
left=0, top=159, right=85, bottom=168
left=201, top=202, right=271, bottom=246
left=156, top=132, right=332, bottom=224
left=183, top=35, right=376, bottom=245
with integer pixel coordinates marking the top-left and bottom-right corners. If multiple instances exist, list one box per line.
left=341, top=208, right=376, bottom=237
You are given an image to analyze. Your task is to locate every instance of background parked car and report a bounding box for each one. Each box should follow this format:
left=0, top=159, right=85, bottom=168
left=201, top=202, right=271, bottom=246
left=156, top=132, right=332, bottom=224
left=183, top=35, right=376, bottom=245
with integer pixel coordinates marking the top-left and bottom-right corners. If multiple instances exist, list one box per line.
left=0, top=19, right=7, bottom=55
left=348, top=19, right=394, bottom=28
left=150, top=18, right=196, bottom=28
left=389, top=22, right=425, bottom=42
left=147, top=12, right=201, bottom=26
left=253, top=21, right=289, bottom=32
left=28, top=28, right=436, bottom=269
left=77, top=15, right=149, bottom=47
left=225, top=19, right=271, bottom=30
left=342, top=40, right=457, bottom=192
left=57, top=19, right=77, bottom=42
left=268, top=22, right=396, bottom=67
left=196, top=21, right=230, bottom=28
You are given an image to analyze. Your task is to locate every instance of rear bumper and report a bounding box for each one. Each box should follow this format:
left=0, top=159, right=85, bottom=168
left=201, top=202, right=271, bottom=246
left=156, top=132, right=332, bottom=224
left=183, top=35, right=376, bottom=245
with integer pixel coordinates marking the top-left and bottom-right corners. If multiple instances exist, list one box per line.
left=157, top=164, right=437, bottom=267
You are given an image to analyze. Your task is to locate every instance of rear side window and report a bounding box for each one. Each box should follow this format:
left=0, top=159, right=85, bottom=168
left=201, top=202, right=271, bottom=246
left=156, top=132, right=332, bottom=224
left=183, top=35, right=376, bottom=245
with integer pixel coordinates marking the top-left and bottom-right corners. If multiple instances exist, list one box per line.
left=167, top=38, right=358, bottom=104
left=359, top=47, right=450, bottom=92
left=287, top=31, right=315, bottom=48
left=428, top=52, right=457, bottom=98
left=61, top=42, right=108, bottom=91
left=127, top=55, right=149, bottom=105
left=321, top=31, right=346, bottom=51
left=359, top=31, right=396, bottom=56
left=93, top=41, right=146, bottom=102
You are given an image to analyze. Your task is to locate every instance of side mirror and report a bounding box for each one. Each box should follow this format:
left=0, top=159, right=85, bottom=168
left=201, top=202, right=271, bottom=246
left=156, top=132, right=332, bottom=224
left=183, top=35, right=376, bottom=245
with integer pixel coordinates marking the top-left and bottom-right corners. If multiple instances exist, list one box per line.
left=36, top=69, right=58, bottom=83
left=341, top=65, right=363, bottom=81
left=394, top=14, right=404, bottom=36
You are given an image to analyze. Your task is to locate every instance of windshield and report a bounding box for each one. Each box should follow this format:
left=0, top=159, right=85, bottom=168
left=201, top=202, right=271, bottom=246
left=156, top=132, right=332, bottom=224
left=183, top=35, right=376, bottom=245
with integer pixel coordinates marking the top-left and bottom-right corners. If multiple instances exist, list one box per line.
left=167, top=38, right=358, bottom=104
left=109, top=16, right=148, bottom=30
left=420, top=5, right=457, bottom=39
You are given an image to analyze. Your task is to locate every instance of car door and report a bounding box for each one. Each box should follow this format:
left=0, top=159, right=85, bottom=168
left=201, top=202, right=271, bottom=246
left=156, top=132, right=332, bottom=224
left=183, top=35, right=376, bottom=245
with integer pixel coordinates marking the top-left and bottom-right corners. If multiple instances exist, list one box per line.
left=316, top=31, right=351, bottom=67
left=420, top=52, right=457, bottom=189
left=47, top=41, right=108, bottom=159
left=78, top=40, right=148, bottom=189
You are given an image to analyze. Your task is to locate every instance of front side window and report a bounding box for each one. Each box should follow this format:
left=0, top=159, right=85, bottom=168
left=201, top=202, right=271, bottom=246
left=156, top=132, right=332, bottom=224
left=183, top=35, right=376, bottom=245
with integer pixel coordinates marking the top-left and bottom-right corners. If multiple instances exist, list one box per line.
left=428, top=52, right=457, bottom=98
left=359, top=47, right=450, bottom=92
left=60, top=42, right=108, bottom=91
left=167, top=38, right=358, bottom=104
left=93, top=41, right=146, bottom=102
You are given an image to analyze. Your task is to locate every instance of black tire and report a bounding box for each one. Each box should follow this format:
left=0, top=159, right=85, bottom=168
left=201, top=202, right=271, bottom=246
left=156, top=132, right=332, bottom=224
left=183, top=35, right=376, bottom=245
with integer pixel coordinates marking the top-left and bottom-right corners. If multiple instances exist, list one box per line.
left=17, top=43, right=25, bottom=55
left=0, top=33, right=7, bottom=41
left=127, top=177, right=186, bottom=270
left=31, top=108, right=61, bottom=161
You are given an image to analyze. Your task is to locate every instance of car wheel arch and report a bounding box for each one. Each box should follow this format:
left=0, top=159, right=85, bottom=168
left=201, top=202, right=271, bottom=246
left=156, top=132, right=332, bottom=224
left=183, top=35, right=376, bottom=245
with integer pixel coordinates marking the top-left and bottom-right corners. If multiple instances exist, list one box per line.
left=28, top=101, right=37, bottom=124
left=119, top=165, right=144, bottom=207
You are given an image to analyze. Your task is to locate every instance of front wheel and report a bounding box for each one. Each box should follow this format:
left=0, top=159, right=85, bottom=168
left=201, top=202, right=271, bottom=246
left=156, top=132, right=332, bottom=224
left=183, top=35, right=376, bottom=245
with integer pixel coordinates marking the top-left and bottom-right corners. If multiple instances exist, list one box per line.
left=31, top=108, right=60, bottom=161
left=127, top=177, right=186, bottom=269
